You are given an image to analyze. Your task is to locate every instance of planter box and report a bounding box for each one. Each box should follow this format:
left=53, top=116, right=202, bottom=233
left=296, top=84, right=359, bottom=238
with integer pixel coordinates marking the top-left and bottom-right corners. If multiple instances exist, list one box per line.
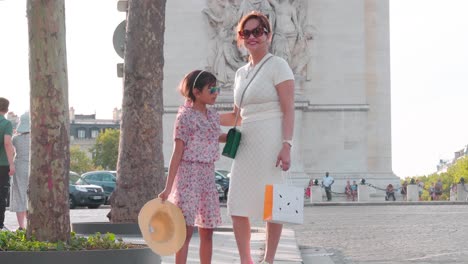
left=0, top=248, right=161, bottom=264
left=72, top=222, right=140, bottom=236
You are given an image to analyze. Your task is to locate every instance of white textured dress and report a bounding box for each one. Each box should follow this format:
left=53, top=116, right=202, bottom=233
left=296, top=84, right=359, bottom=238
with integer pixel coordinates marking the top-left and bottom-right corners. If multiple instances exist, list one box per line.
left=227, top=54, right=294, bottom=220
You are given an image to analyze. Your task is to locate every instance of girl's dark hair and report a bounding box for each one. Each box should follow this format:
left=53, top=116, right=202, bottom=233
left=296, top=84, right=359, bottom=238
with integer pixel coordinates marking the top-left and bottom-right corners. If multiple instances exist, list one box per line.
left=179, top=70, right=217, bottom=102
left=236, top=11, right=272, bottom=47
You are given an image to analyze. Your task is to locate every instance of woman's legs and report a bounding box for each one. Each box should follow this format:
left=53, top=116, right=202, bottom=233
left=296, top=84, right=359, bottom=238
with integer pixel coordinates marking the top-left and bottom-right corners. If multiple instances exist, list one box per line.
left=263, top=222, right=283, bottom=263
left=16, top=211, right=27, bottom=229
left=175, top=225, right=194, bottom=264
left=232, top=215, right=252, bottom=264
left=198, top=227, right=214, bottom=264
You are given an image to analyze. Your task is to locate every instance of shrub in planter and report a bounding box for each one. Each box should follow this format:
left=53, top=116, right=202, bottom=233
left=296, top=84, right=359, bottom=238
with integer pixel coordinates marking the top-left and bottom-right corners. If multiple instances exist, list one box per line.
left=0, top=230, right=160, bottom=264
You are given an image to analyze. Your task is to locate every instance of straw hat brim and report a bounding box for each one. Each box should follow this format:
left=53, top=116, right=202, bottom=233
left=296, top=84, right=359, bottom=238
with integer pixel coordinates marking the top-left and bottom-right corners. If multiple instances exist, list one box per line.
left=138, top=198, right=186, bottom=256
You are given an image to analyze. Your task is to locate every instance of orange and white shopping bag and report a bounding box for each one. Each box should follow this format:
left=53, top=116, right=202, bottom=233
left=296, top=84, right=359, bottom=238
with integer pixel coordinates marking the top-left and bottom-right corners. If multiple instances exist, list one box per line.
left=263, top=181, right=304, bottom=225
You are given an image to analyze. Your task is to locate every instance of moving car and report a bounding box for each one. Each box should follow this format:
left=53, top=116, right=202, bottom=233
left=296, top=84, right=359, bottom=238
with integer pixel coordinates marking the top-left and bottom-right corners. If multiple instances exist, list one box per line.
left=76, top=171, right=116, bottom=204
left=69, top=171, right=105, bottom=209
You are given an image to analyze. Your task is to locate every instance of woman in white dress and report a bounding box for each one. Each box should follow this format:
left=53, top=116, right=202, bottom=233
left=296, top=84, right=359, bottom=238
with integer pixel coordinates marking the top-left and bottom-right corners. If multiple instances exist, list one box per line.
left=220, top=11, right=295, bottom=264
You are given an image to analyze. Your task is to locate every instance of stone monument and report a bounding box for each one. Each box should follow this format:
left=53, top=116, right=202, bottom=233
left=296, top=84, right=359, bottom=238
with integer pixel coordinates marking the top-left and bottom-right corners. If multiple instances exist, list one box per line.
left=161, top=0, right=399, bottom=196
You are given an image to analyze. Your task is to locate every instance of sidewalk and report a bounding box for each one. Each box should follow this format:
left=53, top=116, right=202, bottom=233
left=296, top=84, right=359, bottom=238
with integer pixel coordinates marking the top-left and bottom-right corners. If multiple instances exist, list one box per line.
left=123, top=227, right=303, bottom=264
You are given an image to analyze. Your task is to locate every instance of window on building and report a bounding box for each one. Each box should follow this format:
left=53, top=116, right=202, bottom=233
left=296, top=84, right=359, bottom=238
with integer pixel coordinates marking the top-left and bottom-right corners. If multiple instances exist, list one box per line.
left=91, top=130, right=99, bottom=139
left=77, top=129, right=86, bottom=139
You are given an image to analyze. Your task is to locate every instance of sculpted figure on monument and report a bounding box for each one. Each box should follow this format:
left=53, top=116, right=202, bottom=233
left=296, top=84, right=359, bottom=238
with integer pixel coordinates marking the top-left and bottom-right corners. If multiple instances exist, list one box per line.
left=267, top=0, right=303, bottom=62
left=203, top=0, right=314, bottom=87
left=203, top=0, right=244, bottom=88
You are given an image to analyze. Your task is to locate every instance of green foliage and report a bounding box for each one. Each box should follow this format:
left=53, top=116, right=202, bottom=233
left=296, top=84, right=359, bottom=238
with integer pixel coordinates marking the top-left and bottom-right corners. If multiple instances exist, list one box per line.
left=406, top=156, right=468, bottom=201
left=0, top=230, right=128, bottom=251
left=70, top=145, right=95, bottom=174
left=91, top=129, right=120, bottom=170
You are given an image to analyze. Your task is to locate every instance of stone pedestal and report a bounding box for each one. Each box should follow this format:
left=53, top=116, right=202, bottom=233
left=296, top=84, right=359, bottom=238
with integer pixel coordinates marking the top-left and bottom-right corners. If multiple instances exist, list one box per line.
left=457, top=184, right=468, bottom=201
left=406, top=185, right=419, bottom=202
left=310, top=186, right=323, bottom=203
left=358, top=185, right=369, bottom=202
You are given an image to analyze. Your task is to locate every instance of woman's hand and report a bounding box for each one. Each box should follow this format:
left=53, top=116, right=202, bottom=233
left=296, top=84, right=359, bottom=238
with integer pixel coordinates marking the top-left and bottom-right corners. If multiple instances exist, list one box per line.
left=276, top=144, right=291, bottom=171
left=158, top=188, right=171, bottom=202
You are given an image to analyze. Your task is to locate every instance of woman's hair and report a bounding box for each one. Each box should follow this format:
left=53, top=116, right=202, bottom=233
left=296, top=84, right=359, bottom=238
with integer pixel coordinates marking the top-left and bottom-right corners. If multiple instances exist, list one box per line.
left=236, top=11, right=272, bottom=47
left=179, top=70, right=217, bottom=102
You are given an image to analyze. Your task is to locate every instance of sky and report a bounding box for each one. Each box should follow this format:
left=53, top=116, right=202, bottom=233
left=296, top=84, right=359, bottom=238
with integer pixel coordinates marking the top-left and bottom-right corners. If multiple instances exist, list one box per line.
left=0, top=0, right=467, bottom=178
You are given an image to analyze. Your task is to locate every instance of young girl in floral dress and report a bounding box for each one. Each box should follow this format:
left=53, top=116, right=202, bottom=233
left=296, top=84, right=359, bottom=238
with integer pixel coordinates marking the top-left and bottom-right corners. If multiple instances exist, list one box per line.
left=158, top=70, right=226, bottom=264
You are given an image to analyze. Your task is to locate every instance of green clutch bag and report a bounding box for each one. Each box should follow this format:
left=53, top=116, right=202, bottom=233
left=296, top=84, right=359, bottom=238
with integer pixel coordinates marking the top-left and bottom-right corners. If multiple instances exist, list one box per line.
left=222, top=127, right=242, bottom=159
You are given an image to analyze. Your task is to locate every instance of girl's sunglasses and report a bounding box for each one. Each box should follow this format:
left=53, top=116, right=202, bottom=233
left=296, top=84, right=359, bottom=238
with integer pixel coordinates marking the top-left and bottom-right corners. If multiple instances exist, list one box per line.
left=238, top=27, right=268, bottom=39
left=209, top=86, right=220, bottom=94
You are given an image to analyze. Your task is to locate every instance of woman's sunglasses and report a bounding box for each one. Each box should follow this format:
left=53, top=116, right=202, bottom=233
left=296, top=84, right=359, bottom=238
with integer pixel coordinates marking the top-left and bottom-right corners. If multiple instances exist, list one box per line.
left=209, top=86, right=221, bottom=94
left=238, top=27, right=268, bottom=39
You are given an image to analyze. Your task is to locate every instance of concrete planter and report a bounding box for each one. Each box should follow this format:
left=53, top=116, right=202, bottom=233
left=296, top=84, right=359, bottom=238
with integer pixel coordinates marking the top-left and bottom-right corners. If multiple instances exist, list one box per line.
left=71, top=222, right=140, bottom=236
left=0, top=248, right=161, bottom=264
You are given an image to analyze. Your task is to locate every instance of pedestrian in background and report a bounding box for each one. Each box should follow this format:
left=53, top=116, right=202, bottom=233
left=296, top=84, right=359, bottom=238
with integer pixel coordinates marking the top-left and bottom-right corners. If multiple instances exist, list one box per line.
left=0, top=97, right=15, bottom=231
left=10, top=112, right=30, bottom=230
left=322, top=172, right=334, bottom=201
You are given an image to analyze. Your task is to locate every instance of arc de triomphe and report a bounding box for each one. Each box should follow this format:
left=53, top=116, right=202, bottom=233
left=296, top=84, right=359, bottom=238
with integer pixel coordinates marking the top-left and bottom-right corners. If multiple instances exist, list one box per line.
left=160, top=0, right=399, bottom=194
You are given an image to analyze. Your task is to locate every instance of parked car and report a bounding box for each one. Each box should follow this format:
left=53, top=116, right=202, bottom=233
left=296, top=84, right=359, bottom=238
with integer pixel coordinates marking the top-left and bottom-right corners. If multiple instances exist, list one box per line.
left=215, top=170, right=230, bottom=200
left=69, top=171, right=105, bottom=209
left=76, top=171, right=116, bottom=204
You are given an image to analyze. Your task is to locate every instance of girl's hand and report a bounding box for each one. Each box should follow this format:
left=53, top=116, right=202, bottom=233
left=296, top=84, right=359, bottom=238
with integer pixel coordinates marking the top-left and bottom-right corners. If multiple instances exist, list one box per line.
left=158, top=189, right=171, bottom=201
left=276, top=144, right=291, bottom=171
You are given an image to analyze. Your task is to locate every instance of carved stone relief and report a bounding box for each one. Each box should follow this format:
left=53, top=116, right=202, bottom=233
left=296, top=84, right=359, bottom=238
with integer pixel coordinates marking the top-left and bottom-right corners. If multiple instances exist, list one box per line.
left=203, top=0, right=315, bottom=91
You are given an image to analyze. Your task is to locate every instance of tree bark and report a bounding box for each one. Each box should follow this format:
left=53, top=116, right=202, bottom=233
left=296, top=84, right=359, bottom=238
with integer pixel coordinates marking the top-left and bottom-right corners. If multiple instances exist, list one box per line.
left=27, top=0, right=71, bottom=241
left=110, top=0, right=167, bottom=223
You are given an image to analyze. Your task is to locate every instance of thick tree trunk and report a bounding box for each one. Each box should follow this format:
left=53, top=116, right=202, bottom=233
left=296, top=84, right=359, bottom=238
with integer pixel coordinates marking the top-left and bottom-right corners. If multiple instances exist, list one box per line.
left=110, top=0, right=166, bottom=223
left=27, top=0, right=71, bottom=241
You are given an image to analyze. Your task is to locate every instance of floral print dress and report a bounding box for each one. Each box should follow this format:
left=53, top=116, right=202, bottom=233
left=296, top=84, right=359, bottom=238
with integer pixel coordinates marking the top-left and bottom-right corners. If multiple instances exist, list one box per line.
left=168, top=101, right=222, bottom=228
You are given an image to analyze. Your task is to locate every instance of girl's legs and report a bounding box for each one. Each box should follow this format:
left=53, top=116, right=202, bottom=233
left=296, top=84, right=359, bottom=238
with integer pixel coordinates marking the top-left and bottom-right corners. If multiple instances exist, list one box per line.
left=198, top=227, right=214, bottom=264
left=176, top=225, right=194, bottom=264
left=16, top=211, right=26, bottom=229
left=232, top=215, right=252, bottom=264
left=263, top=222, right=283, bottom=263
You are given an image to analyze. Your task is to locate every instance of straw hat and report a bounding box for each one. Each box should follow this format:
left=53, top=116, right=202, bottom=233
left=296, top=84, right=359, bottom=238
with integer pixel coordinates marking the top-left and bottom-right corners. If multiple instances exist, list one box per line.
left=16, top=112, right=30, bottom=133
left=138, top=198, right=186, bottom=256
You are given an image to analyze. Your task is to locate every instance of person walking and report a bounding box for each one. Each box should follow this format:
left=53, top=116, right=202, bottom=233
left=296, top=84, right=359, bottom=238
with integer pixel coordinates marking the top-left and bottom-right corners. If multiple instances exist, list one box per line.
left=158, top=70, right=225, bottom=264
left=322, top=172, right=334, bottom=201
left=10, top=112, right=30, bottom=230
left=220, top=11, right=295, bottom=264
left=0, top=97, right=15, bottom=231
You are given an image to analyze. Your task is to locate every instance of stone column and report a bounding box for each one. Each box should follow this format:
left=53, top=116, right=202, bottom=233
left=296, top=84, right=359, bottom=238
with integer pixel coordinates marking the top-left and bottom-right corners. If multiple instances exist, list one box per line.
left=358, top=185, right=369, bottom=202
left=310, top=185, right=323, bottom=203
left=290, top=108, right=308, bottom=185
left=406, top=185, right=418, bottom=202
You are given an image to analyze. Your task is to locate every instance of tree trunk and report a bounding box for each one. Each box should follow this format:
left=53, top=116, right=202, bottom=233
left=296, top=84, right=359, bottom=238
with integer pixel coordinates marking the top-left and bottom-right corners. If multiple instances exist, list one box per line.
left=110, top=0, right=167, bottom=223
left=27, top=0, right=71, bottom=242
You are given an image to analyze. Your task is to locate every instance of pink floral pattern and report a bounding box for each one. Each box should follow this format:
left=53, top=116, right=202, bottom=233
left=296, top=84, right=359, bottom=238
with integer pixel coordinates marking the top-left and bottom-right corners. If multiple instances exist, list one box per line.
left=174, top=102, right=222, bottom=163
left=169, top=102, right=222, bottom=228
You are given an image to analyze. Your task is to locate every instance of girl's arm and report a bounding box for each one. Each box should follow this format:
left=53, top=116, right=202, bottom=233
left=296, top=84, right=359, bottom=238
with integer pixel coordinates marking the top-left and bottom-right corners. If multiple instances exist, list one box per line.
left=158, top=139, right=184, bottom=201
left=220, top=105, right=241, bottom=127
left=275, top=79, right=295, bottom=171
left=219, top=133, right=227, bottom=143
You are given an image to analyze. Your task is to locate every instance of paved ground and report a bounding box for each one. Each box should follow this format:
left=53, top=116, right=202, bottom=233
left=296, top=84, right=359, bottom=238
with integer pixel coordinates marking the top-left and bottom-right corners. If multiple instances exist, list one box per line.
left=293, top=204, right=468, bottom=264
left=4, top=203, right=468, bottom=263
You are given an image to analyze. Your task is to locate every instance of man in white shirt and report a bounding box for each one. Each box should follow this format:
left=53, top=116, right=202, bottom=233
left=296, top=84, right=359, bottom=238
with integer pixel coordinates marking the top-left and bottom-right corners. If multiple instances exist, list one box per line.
left=322, top=172, right=334, bottom=201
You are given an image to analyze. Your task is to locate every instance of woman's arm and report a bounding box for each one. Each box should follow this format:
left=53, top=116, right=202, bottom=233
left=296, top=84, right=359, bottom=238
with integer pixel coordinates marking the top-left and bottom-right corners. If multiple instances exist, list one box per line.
left=220, top=105, right=242, bottom=127
left=275, top=79, right=295, bottom=171
left=158, top=139, right=184, bottom=201
left=276, top=79, right=295, bottom=142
